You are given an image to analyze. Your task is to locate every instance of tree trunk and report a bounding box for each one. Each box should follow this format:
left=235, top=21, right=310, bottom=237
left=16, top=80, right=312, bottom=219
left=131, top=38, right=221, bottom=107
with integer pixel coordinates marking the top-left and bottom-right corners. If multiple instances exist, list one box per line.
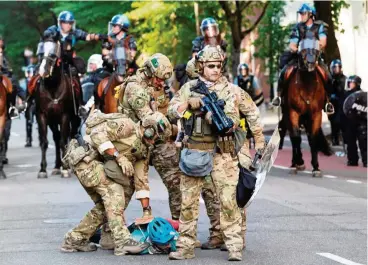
left=314, top=0, right=341, bottom=64
left=231, top=46, right=241, bottom=80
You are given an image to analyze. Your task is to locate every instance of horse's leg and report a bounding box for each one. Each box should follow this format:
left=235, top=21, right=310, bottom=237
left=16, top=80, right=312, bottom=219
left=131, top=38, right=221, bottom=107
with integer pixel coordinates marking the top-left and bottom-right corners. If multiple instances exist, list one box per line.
left=37, top=113, right=48, bottom=178
left=309, top=112, right=323, bottom=177
left=288, top=110, right=305, bottom=173
left=70, top=114, right=81, bottom=138
left=3, top=118, right=12, bottom=164
left=50, top=123, right=61, bottom=175
left=60, top=114, right=71, bottom=178
left=0, top=113, right=6, bottom=179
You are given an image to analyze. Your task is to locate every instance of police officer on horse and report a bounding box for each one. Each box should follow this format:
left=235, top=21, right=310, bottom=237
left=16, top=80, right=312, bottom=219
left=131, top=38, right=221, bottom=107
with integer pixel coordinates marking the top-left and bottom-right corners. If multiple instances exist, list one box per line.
left=272, top=3, right=334, bottom=114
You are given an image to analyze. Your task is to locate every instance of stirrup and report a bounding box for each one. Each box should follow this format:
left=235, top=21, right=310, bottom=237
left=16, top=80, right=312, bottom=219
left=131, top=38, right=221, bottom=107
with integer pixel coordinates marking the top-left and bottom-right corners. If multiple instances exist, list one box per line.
left=271, top=96, right=281, bottom=107
left=9, top=106, right=20, bottom=120
left=325, top=102, right=335, bottom=115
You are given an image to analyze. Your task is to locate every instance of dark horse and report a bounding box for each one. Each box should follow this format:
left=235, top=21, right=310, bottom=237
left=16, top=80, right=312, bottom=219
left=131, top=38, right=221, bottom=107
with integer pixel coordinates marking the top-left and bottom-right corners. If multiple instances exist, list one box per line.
left=33, top=41, right=80, bottom=178
left=284, top=37, right=329, bottom=177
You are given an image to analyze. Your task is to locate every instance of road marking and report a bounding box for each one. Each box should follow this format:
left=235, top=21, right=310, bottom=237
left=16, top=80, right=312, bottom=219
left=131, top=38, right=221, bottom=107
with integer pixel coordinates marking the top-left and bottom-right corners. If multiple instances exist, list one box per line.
left=317, top=253, right=364, bottom=265
left=324, top=175, right=337, bottom=179
left=11, top=132, right=20, bottom=137
left=14, top=164, right=34, bottom=168
left=273, top=165, right=289, bottom=170
left=200, top=197, right=204, bottom=204
left=7, top=171, right=26, bottom=177
left=346, top=180, right=362, bottom=184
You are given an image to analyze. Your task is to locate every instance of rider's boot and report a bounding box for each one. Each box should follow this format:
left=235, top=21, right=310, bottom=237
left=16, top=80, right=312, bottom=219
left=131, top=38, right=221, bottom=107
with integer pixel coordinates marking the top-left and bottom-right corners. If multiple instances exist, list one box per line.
left=272, top=70, right=285, bottom=107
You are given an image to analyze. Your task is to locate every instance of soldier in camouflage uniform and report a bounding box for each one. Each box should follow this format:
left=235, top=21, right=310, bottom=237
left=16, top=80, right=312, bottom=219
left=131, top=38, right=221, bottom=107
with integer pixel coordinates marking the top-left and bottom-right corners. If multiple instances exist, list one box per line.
left=167, top=45, right=243, bottom=261
left=60, top=136, right=149, bottom=256
left=115, top=53, right=183, bottom=221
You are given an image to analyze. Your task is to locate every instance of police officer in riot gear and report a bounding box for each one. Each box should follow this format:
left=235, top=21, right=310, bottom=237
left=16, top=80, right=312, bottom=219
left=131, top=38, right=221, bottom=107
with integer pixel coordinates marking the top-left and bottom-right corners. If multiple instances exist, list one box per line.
left=103, top=14, right=138, bottom=82
left=328, top=59, right=346, bottom=145
left=341, top=75, right=366, bottom=167
left=234, top=63, right=264, bottom=107
left=191, top=18, right=227, bottom=57
left=272, top=3, right=334, bottom=114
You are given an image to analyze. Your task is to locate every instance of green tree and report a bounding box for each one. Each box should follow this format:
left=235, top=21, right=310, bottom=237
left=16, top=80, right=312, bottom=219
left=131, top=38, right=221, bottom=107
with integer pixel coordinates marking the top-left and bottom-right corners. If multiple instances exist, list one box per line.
left=253, top=1, right=290, bottom=92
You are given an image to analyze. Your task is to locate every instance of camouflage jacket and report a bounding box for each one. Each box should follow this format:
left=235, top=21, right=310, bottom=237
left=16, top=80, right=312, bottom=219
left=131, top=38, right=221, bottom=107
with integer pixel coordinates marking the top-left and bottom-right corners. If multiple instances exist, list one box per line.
left=86, top=111, right=148, bottom=163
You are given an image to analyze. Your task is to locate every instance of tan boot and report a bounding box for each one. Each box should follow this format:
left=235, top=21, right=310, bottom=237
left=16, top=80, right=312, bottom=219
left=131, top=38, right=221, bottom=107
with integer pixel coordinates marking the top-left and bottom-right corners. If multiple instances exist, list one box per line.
left=168, top=249, right=195, bottom=260
left=114, top=239, right=150, bottom=256
left=228, top=251, right=242, bottom=261
left=201, top=236, right=224, bottom=249
left=135, top=206, right=154, bottom=225
left=99, top=230, right=115, bottom=250
left=60, top=240, right=97, bottom=253
left=195, top=240, right=201, bottom=248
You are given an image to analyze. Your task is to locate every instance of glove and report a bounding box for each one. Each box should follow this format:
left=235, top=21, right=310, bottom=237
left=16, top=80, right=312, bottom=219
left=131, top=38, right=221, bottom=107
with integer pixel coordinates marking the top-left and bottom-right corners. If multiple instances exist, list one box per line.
left=98, top=34, right=109, bottom=41
left=116, top=155, right=134, bottom=177
left=188, top=97, right=202, bottom=109
left=255, top=142, right=266, bottom=155
left=238, top=153, right=251, bottom=169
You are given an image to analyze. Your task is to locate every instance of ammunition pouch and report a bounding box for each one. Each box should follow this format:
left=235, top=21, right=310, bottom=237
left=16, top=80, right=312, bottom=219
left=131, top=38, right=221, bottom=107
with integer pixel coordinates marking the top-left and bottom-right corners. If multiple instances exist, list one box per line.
left=217, top=135, right=235, bottom=155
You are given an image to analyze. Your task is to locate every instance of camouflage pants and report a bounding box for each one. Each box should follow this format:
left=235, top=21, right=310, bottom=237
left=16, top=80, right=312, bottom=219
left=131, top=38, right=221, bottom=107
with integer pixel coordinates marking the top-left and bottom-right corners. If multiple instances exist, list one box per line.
left=64, top=161, right=131, bottom=247
left=177, top=153, right=243, bottom=253
left=151, top=142, right=182, bottom=220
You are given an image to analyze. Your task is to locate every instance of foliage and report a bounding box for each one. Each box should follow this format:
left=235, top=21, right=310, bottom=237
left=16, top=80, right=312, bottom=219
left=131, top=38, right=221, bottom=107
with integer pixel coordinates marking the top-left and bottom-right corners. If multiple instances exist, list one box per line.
left=330, top=0, right=350, bottom=33
left=253, top=1, right=290, bottom=85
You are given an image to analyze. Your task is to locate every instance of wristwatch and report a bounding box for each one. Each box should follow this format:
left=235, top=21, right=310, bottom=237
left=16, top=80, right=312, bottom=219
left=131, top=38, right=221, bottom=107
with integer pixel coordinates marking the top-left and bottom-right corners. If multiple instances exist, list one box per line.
left=113, top=151, right=119, bottom=158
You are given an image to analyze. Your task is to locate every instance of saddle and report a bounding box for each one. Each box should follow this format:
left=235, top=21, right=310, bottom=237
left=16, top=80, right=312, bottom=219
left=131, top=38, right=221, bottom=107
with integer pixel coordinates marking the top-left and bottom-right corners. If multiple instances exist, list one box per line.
left=1, top=75, right=13, bottom=94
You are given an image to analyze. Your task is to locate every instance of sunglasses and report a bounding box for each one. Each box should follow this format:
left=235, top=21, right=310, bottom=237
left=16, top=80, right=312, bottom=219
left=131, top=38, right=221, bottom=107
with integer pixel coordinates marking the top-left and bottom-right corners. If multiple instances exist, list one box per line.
left=206, top=63, right=222, bottom=69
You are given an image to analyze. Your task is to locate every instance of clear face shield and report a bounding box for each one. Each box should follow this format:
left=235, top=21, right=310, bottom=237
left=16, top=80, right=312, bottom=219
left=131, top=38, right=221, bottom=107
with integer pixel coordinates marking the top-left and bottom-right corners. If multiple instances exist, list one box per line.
left=330, top=64, right=342, bottom=75
left=108, top=22, right=123, bottom=36
left=298, top=38, right=320, bottom=71
left=201, top=24, right=219, bottom=38
left=58, top=20, right=76, bottom=33
left=297, top=12, right=310, bottom=23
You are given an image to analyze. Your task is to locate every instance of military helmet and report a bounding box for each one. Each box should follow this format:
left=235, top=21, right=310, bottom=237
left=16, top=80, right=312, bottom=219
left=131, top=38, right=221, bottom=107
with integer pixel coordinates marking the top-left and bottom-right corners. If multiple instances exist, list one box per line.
left=200, top=17, right=219, bottom=38
left=196, top=45, right=225, bottom=64
left=144, top=53, right=173, bottom=80
left=142, top=112, right=172, bottom=140
left=347, top=75, right=362, bottom=88
left=109, top=14, right=130, bottom=32
left=186, top=57, right=199, bottom=79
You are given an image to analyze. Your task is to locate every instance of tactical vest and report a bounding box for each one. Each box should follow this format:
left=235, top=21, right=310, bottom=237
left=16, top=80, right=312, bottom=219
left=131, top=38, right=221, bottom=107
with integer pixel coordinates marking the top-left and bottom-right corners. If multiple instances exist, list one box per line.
left=296, top=22, right=322, bottom=43
left=238, top=75, right=255, bottom=98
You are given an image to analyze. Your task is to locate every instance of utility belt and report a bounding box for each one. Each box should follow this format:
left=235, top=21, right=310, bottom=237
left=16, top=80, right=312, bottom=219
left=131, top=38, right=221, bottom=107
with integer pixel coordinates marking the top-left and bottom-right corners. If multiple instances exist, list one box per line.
left=182, top=136, right=235, bottom=155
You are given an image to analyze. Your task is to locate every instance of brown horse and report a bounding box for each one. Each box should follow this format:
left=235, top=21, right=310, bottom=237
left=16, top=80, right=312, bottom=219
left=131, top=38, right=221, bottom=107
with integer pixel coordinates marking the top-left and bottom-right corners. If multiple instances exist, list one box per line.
left=0, top=75, right=11, bottom=178
left=284, top=38, right=329, bottom=177
left=95, top=72, right=121, bottom=113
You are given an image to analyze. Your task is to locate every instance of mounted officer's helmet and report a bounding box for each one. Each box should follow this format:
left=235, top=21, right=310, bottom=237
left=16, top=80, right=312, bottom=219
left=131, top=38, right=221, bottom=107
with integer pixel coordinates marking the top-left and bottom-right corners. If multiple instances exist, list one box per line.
left=144, top=53, right=173, bottom=80
left=330, top=59, right=342, bottom=74
left=108, top=14, right=130, bottom=35
left=148, top=217, right=179, bottom=252
left=347, top=75, right=362, bottom=89
left=58, top=11, right=76, bottom=31
left=237, top=63, right=249, bottom=76
left=297, top=3, right=316, bottom=23
left=87, top=54, right=103, bottom=72
left=142, top=112, right=172, bottom=142
left=200, top=17, right=219, bottom=38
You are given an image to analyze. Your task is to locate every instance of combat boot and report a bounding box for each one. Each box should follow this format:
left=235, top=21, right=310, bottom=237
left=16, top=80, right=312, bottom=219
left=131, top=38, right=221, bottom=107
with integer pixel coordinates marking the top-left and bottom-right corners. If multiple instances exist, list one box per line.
left=60, top=240, right=97, bottom=253
left=195, top=240, right=201, bottom=248
left=201, top=236, right=224, bottom=249
left=114, top=239, right=150, bottom=256
left=168, top=249, right=195, bottom=260
left=99, top=230, right=115, bottom=250
left=228, top=251, right=242, bottom=261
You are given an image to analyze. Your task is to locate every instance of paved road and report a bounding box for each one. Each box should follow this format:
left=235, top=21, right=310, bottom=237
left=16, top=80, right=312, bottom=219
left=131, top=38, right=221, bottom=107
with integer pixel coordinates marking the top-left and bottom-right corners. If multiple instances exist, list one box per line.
left=0, top=118, right=366, bottom=265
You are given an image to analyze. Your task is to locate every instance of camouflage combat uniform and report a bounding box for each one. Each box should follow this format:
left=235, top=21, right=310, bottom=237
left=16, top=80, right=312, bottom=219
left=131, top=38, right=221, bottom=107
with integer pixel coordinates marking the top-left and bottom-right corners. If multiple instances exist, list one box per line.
left=118, top=54, right=182, bottom=219
left=60, top=137, right=147, bottom=256
left=167, top=46, right=243, bottom=261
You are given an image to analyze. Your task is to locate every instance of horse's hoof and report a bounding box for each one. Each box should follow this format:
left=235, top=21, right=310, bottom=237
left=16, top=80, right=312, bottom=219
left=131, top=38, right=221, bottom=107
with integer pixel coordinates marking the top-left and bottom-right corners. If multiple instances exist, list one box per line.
left=289, top=167, right=298, bottom=175
left=38, top=172, right=48, bottom=179
left=2, top=158, right=8, bottom=164
left=61, top=170, right=70, bottom=178
left=312, top=170, right=322, bottom=178
left=52, top=168, right=61, bottom=175
left=296, top=164, right=306, bottom=171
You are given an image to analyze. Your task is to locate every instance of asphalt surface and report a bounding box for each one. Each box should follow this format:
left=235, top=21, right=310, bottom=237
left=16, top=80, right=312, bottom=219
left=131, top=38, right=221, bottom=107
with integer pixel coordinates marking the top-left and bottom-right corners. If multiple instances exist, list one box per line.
left=0, top=117, right=366, bottom=265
